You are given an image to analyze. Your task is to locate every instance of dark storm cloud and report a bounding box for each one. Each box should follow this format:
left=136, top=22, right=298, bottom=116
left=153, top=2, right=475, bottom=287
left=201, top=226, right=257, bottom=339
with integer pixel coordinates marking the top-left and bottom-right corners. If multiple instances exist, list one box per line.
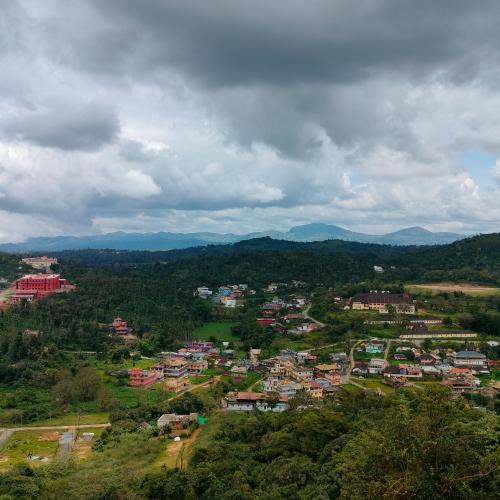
left=49, top=0, right=496, bottom=159
left=85, top=0, right=500, bottom=86
left=2, top=101, right=119, bottom=151
left=1, top=0, right=500, bottom=241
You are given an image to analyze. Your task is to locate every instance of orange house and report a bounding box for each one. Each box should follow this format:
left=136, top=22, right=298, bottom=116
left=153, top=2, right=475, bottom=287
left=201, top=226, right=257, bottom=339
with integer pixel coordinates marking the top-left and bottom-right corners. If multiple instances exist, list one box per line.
left=129, top=368, right=158, bottom=388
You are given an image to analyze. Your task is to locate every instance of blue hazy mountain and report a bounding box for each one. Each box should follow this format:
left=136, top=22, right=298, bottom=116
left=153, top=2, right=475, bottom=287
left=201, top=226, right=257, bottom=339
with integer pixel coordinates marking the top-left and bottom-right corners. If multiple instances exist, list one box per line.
left=0, top=224, right=466, bottom=252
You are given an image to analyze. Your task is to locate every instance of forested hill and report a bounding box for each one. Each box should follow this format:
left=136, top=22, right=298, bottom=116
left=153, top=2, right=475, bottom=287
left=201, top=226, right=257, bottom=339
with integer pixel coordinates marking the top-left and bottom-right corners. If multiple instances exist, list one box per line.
left=46, top=232, right=500, bottom=283
left=0, top=253, right=30, bottom=282
left=390, top=233, right=500, bottom=284
left=5, top=232, right=500, bottom=286
left=50, top=237, right=410, bottom=267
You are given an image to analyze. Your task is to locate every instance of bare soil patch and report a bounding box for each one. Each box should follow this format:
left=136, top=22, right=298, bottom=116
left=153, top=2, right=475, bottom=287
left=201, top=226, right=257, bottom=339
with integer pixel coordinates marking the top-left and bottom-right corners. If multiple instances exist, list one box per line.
left=37, top=432, right=60, bottom=441
left=407, top=283, right=500, bottom=296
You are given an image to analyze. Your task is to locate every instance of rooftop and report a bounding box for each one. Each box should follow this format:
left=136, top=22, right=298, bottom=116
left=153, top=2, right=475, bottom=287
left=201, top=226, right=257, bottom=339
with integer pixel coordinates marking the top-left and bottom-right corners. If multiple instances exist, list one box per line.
left=454, top=351, right=486, bottom=359
left=353, top=292, right=414, bottom=305
left=19, top=273, right=60, bottom=279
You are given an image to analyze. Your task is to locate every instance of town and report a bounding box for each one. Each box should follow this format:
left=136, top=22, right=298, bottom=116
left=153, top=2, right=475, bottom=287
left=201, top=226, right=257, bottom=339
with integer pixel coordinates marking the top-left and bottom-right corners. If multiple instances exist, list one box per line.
left=107, top=284, right=499, bottom=417
left=0, top=248, right=499, bottom=498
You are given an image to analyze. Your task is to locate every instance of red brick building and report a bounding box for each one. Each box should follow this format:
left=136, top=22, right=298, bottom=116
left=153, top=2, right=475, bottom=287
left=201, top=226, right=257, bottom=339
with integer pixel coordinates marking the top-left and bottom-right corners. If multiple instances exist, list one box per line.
left=12, top=273, right=68, bottom=302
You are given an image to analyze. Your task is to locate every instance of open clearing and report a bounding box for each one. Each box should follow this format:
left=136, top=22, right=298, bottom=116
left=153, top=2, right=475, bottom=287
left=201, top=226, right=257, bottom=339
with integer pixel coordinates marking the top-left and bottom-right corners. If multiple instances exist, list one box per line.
left=406, top=283, right=500, bottom=296
left=24, top=412, right=109, bottom=427
left=0, top=430, right=59, bottom=469
left=155, top=428, right=202, bottom=469
left=193, top=322, right=238, bottom=342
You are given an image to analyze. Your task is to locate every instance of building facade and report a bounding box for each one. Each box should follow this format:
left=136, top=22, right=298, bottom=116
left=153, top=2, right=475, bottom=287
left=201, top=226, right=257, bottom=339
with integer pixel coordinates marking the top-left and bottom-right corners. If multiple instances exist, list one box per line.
left=351, top=292, right=415, bottom=314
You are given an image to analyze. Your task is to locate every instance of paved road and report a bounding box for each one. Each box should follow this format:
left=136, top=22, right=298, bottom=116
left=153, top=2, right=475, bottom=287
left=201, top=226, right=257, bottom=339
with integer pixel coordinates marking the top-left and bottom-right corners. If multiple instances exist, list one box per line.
left=348, top=340, right=363, bottom=371
left=303, top=304, right=326, bottom=328
left=6, top=423, right=110, bottom=432
left=309, top=342, right=342, bottom=353
left=383, top=339, right=393, bottom=367
left=0, top=429, right=14, bottom=451
left=342, top=340, right=363, bottom=383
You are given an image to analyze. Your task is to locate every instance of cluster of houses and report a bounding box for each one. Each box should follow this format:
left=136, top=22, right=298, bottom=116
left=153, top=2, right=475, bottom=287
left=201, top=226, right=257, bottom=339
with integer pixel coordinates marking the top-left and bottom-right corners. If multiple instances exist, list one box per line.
left=130, top=345, right=353, bottom=412
left=352, top=337, right=493, bottom=394
left=128, top=339, right=236, bottom=392
left=263, top=281, right=306, bottom=293
left=196, top=284, right=251, bottom=308
left=250, top=350, right=346, bottom=403
left=256, top=295, right=319, bottom=335
left=260, top=295, right=307, bottom=316
left=223, top=349, right=354, bottom=412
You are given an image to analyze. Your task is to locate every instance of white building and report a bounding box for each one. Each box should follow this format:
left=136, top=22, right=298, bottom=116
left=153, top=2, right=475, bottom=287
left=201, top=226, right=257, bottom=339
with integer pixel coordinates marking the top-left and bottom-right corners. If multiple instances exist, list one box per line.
left=450, top=351, right=488, bottom=370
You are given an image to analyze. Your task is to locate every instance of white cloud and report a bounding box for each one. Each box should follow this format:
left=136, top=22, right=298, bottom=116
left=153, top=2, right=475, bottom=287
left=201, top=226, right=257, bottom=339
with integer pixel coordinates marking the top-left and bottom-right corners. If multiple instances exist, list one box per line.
left=111, top=169, right=162, bottom=199
left=0, top=1, right=500, bottom=242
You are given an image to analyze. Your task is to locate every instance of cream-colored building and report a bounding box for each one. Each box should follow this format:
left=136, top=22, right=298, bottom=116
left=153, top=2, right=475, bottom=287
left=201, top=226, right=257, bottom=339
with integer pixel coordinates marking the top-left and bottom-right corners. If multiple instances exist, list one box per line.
left=351, top=292, right=415, bottom=314
left=21, top=256, right=58, bottom=271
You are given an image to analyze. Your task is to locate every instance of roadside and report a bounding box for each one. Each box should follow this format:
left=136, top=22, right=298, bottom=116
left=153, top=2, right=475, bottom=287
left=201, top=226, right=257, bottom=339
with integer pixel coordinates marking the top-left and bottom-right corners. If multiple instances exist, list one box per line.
left=155, top=427, right=202, bottom=469
left=303, top=304, right=326, bottom=328
left=383, top=339, right=393, bottom=367
left=170, top=375, right=221, bottom=400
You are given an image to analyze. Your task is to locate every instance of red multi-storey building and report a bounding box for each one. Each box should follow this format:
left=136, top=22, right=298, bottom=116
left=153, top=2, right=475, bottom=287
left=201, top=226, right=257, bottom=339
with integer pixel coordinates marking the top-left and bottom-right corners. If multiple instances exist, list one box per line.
left=129, top=368, right=158, bottom=388
left=109, top=317, right=131, bottom=335
left=13, top=273, right=68, bottom=302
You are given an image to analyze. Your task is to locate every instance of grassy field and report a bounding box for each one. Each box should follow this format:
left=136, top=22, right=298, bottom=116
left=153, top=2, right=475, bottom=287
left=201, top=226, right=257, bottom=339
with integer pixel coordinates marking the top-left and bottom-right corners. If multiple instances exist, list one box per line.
left=340, top=384, right=363, bottom=394
left=194, top=322, right=238, bottom=342
left=352, top=377, right=395, bottom=395
left=95, top=357, right=157, bottom=370
left=270, top=330, right=335, bottom=352
left=354, top=350, right=384, bottom=361
left=367, top=327, right=401, bottom=339
left=154, top=412, right=247, bottom=470
left=406, top=283, right=500, bottom=296
left=104, top=382, right=163, bottom=407
left=22, top=412, right=109, bottom=427
left=154, top=428, right=202, bottom=469
left=478, top=368, right=500, bottom=385
left=0, top=425, right=109, bottom=470
left=0, top=430, right=60, bottom=469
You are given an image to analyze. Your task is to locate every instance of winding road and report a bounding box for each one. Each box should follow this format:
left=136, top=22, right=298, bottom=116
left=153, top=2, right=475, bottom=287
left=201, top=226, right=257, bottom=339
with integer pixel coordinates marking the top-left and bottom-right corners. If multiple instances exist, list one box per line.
left=303, top=304, right=326, bottom=328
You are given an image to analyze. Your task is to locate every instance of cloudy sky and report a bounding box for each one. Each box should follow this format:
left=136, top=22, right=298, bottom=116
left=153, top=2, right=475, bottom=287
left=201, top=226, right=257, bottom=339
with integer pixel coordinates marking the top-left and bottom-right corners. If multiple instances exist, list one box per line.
left=1, top=0, right=500, bottom=242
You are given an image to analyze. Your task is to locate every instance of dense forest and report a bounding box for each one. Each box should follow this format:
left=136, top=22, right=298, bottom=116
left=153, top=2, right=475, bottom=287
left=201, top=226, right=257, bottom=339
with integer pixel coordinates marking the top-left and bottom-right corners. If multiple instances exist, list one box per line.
left=0, top=387, right=498, bottom=499
left=49, top=231, right=500, bottom=283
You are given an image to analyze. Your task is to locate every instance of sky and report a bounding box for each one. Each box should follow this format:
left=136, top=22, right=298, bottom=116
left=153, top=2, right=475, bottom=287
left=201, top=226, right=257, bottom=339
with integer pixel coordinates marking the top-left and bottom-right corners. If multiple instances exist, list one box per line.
left=1, top=0, right=500, bottom=242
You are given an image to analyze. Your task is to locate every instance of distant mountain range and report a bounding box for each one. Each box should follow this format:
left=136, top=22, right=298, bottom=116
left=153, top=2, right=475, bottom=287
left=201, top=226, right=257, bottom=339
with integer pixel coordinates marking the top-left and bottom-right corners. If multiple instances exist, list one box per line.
left=0, top=223, right=468, bottom=252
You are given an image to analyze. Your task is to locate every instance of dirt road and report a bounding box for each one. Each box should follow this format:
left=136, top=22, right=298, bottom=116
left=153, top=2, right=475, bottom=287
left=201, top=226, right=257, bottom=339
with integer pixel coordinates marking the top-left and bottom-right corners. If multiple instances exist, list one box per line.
left=170, top=376, right=221, bottom=400
left=303, top=304, right=326, bottom=328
